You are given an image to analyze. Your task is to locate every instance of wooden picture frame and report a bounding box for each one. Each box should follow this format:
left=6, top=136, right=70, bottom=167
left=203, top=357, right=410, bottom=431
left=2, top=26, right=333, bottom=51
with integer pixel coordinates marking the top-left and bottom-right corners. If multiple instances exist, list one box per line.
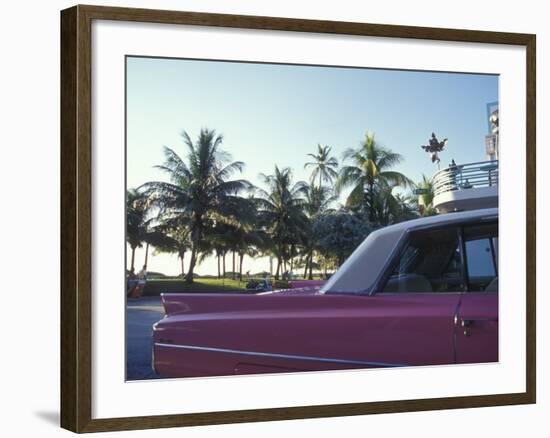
left=60, top=4, right=536, bottom=433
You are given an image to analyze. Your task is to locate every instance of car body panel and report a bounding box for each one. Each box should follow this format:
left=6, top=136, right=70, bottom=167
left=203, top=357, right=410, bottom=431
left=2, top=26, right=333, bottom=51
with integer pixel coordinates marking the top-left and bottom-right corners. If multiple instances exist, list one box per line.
left=455, top=292, right=499, bottom=363
left=153, top=291, right=462, bottom=377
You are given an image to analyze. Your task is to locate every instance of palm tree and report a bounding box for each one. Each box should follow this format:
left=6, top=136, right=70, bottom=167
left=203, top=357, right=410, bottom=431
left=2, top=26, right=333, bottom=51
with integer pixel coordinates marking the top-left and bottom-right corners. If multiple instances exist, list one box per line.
left=302, top=182, right=336, bottom=279
left=208, top=224, right=232, bottom=278
left=392, top=192, right=419, bottom=222
left=414, top=174, right=437, bottom=216
left=140, top=128, right=253, bottom=283
left=151, top=227, right=191, bottom=276
left=234, top=226, right=267, bottom=281
left=127, top=189, right=145, bottom=272
left=337, top=132, right=412, bottom=219
left=304, top=183, right=336, bottom=217
left=256, top=166, right=309, bottom=279
left=126, top=188, right=171, bottom=271
left=368, top=184, right=418, bottom=225
left=304, top=144, right=339, bottom=188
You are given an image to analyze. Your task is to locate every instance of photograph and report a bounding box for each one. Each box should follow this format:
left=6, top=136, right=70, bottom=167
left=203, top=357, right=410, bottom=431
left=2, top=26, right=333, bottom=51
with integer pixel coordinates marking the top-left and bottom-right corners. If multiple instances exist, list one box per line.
left=125, top=56, right=500, bottom=380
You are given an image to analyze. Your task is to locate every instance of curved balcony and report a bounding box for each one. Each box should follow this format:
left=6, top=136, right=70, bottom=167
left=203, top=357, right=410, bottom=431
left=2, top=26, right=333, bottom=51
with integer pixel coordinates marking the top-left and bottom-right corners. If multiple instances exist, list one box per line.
left=432, top=160, right=498, bottom=213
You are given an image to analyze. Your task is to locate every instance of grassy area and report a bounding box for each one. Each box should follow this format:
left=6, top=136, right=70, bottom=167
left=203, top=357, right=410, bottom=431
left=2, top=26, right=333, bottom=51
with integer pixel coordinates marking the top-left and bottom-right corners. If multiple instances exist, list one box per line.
left=141, top=277, right=291, bottom=296
left=142, top=278, right=247, bottom=296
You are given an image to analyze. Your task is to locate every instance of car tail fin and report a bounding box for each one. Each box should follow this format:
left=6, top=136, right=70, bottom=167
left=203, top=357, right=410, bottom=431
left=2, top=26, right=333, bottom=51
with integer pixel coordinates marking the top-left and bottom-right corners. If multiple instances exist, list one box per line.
left=160, top=293, right=244, bottom=316
left=160, top=292, right=266, bottom=316
left=161, top=293, right=189, bottom=316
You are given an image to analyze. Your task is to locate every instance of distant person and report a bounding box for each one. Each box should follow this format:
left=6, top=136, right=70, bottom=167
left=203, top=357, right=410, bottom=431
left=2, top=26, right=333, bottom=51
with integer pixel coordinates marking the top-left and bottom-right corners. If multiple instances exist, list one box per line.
left=256, top=273, right=272, bottom=292
left=133, top=265, right=148, bottom=298
left=448, top=158, right=459, bottom=190
left=127, top=268, right=138, bottom=296
left=138, top=265, right=148, bottom=282
left=264, top=274, right=273, bottom=291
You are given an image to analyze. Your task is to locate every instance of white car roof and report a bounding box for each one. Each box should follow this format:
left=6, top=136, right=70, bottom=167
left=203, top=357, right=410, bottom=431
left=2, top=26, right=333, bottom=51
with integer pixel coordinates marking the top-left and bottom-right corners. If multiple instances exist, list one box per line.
left=321, top=208, right=498, bottom=295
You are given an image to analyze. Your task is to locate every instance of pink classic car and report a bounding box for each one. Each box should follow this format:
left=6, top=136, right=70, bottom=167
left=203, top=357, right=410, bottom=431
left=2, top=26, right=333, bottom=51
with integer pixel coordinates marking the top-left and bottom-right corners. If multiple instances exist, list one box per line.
left=152, top=208, right=498, bottom=378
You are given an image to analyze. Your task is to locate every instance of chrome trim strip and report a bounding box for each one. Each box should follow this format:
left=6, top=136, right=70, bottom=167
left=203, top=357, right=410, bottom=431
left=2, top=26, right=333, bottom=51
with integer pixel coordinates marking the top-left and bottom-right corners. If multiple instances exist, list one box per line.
left=154, top=343, right=406, bottom=368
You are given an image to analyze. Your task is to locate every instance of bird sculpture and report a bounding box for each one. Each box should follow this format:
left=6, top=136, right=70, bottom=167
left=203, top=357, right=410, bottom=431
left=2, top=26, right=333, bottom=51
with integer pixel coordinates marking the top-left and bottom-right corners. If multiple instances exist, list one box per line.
left=421, top=133, right=448, bottom=168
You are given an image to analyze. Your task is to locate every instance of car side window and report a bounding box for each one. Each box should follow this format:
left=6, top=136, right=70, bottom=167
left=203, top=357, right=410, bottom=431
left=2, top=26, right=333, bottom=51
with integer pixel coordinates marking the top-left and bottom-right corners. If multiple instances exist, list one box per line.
left=382, top=227, right=464, bottom=293
left=464, top=222, right=498, bottom=292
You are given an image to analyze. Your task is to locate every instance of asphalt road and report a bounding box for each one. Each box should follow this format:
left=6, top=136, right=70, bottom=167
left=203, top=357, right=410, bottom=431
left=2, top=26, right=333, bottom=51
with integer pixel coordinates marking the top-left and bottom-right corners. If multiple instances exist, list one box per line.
left=126, top=297, right=164, bottom=380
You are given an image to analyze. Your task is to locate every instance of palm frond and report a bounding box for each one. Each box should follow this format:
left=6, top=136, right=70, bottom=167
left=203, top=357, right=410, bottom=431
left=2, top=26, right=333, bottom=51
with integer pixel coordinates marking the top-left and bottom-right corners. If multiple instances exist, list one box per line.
left=379, top=170, right=413, bottom=188
left=377, top=151, right=404, bottom=170
left=215, top=161, right=245, bottom=180
left=335, top=165, right=362, bottom=194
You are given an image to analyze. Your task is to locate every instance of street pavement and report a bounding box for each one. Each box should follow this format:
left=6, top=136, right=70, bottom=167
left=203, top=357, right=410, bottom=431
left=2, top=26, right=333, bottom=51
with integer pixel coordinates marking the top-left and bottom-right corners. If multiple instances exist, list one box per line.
left=126, top=297, right=164, bottom=380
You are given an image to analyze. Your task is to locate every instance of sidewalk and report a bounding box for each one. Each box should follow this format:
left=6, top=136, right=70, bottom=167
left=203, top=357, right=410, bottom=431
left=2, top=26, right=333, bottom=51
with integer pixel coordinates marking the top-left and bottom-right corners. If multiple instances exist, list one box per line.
left=126, top=297, right=163, bottom=380
left=127, top=296, right=163, bottom=313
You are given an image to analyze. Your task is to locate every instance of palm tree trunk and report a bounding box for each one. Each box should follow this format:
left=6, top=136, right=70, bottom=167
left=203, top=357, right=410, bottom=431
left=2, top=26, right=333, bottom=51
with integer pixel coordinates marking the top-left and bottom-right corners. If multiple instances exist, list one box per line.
left=239, top=253, right=244, bottom=281
left=185, top=244, right=197, bottom=284
left=217, top=254, right=221, bottom=278
left=232, top=251, right=236, bottom=280
left=180, top=255, right=185, bottom=276
left=368, top=181, right=375, bottom=221
left=308, top=251, right=314, bottom=280
left=130, top=245, right=136, bottom=271
left=144, top=242, right=149, bottom=267
left=303, top=254, right=309, bottom=278
left=275, top=257, right=281, bottom=280
left=223, top=251, right=226, bottom=277
left=186, top=222, right=203, bottom=283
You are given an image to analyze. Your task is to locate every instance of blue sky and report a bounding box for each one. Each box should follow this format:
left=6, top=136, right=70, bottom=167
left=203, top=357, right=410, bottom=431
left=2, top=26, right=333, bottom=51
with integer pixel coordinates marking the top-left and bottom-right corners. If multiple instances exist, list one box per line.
left=126, top=56, right=498, bottom=276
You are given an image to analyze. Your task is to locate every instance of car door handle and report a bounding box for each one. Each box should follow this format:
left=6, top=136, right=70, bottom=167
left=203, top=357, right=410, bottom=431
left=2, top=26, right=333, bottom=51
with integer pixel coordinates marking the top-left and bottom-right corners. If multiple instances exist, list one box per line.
left=461, top=317, right=498, bottom=327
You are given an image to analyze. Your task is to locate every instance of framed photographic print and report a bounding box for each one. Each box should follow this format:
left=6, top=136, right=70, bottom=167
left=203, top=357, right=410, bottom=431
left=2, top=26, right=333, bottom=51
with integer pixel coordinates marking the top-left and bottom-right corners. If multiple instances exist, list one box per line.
left=60, top=4, right=536, bottom=433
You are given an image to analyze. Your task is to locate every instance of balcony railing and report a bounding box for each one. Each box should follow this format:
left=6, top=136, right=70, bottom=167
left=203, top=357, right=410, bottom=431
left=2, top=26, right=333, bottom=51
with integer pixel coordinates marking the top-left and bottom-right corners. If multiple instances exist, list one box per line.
left=433, top=160, right=499, bottom=198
